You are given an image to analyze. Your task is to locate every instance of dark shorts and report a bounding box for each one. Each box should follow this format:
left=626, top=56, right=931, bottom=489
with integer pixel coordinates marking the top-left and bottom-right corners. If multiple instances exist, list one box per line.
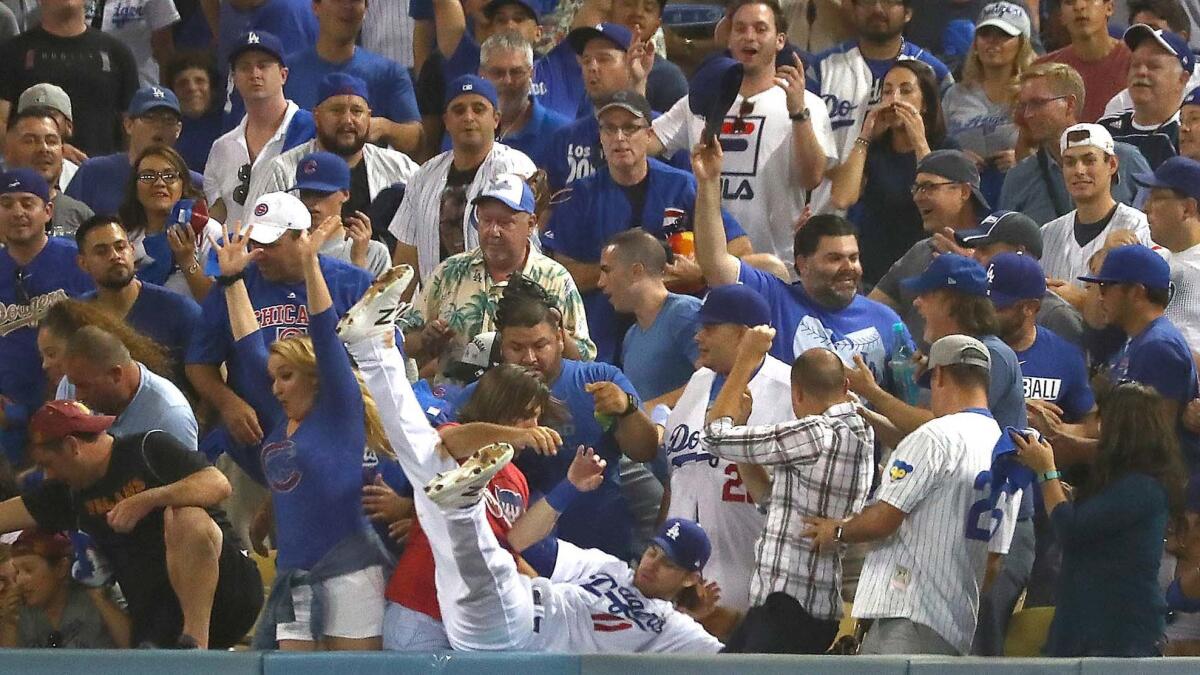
left=721, top=591, right=840, bottom=654
left=134, top=536, right=264, bottom=648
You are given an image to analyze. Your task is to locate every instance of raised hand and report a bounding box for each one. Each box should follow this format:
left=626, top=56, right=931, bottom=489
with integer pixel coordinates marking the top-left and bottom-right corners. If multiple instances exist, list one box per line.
left=296, top=214, right=343, bottom=259
left=566, top=446, right=607, bottom=492
left=627, top=26, right=653, bottom=90
left=585, top=381, right=631, bottom=417
left=209, top=221, right=260, bottom=277
left=691, top=138, right=724, bottom=182
left=736, top=325, right=776, bottom=362
left=775, top=51, right=808, bottom=116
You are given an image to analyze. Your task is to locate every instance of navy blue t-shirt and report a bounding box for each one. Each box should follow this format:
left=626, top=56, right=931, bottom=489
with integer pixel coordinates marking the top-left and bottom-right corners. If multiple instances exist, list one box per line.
left=542, top=160, right=745, bottom=363
left=284, top=47, right=419, bottom=125
left=83, top=281, right=200, bottom=373
left=0, top=239, right=95, bottom=461
left=1016, top=326, right=1095, bottom=422
left=1108, top=316, right=1200, bottom=467
left=454, top=358, right=640, bottom=559
left=177, top=111, right=224, bottom=173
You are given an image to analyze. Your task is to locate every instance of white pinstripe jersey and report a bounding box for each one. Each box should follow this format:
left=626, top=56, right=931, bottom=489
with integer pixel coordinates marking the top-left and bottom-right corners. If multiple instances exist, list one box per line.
left=664, top=356, right=795, bottom=612
left=1039, top=203, right=1154, bottom=286
left=852, top=410, right=1019, bottom=654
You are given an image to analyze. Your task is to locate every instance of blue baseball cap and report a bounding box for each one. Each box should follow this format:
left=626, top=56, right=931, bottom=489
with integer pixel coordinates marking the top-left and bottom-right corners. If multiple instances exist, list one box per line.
left=0, top=168, right=50, bottom=203
left=567, top=22, right=633, bottom=54
left=229, top=30, right=286, bottom=65
left=471, top=173, right=535, bottom=214
left=650, top=518, right=711, bottom=571
left=1134, top=155, right=1200, bottom=203
left=128, top=86, right=180, bottom=117
left=1185, top=85, right=1200, bottom=108
left=482, top=0, right=540, bottom=20
left=1123, top=24, right=1196, bottom=74
left=1077, top=244, right=1170, bottom=289
left=318, top=73, right=370, bottom=106
left=292, top=151, right=350, bottom=193
left=986, top=252, right=1046, bottom=309
left=688, top=53, right=744, bottom=141
left=446, top=75, right=498, bottom=110
left=901, top=254, right=989, bottom=296
left=697, top=284, right=771, bottom=327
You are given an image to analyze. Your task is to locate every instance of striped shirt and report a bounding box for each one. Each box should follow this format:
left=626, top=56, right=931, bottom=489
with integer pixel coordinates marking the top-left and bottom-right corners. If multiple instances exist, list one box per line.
left=852, top=410, right=1018, bottom=654
left=1039, top=202, right=1154, bottom=286
left=362, top=0, right=415, bottom=68
left=701, top=400, right=873, bottom=620
left=388, top=143, right=536, bottom=283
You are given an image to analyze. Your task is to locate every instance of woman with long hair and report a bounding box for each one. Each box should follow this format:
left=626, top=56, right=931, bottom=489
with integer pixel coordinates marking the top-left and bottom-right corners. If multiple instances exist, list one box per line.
left=942, top=3, right=1037, bottom=206
left=213, top=218, right=395, bottom=651
left=829, top=59, right=957, bottom=285
left=1015, top=381, right=1187, bottom=656
left=117, top=145, right=221, bottom=301
left=381, top=363, right=576, bottom=651
left=37, top=299, right=173, bottom=394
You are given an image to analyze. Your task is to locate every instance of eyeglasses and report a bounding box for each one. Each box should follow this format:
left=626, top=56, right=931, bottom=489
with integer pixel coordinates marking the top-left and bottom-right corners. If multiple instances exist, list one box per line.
left=483, top=65, right=532, bottom=81
left=136, top=170, right=181, bottom=185
left=137, top=112, right=181, bottom=126
left=731, top=99, right=755, bottom=135
left=1015, top=95, right=1068, bottom=114
left=910, top=180, right=959, bottom=196
left=13, top=268, right=31, bottom=305
left=233, top=163, right=252, bottom=206
left=599, top=123, right=647, bottom=138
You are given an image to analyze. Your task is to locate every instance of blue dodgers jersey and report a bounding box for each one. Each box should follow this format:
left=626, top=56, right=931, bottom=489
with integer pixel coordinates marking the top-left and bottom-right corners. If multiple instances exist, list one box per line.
left=542, top=161, right=746, bottom=363
left=186, top=255, right=371, bottom=393
left=737, top=261, right=912, bottom=382
left=1015, top=326, right=1095, bottom=423
left=1108, top=316, right=1200, bottom=466
left=542, top=113, right=691, bottom=191
left=284, top=48, right=420, bottom=124
left=0, top=239, right=95, bottom=445
left=454, top=359, right=640, bottom=559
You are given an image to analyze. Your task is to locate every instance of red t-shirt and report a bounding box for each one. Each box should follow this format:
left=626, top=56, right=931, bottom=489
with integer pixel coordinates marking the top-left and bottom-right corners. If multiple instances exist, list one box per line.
left=1035, top=42, right=1131, bottom=123
left=384, top=462, right=530, bottom=620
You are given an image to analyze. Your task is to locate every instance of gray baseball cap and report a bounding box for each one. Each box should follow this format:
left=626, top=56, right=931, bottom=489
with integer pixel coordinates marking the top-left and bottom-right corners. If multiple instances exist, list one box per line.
left=928, top=334, right=991, bottom=370
left=18, top=83, right=72, bottom=121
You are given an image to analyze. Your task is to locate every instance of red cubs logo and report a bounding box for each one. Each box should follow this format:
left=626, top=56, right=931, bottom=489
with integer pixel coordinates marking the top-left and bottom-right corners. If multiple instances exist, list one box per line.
left=254, top=203, right=269, bottom=217
left=301, top=160, right=318, bottom=175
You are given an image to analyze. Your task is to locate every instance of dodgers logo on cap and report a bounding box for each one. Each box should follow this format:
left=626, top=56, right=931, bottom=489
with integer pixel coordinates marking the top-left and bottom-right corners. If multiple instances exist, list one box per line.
left=247, top=31, right=260, bottom=43
left=255, top=202, right=269, bottom=217
left=665, top=522, right=680, bottom=540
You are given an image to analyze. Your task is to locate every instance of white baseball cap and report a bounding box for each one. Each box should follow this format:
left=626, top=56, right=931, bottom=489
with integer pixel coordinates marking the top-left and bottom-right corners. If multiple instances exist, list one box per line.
left=1060, top=123, right=1115, bottom=157
left=246, top=192, right=312, bottom=244
left=976, top=2, right=1031, bottom=39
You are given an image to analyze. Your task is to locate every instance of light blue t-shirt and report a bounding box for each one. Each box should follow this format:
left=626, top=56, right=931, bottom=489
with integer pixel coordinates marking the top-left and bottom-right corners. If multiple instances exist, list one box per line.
left=621, top=293, right=701, bottom=401
left=58, top=363, right=197, bottom=451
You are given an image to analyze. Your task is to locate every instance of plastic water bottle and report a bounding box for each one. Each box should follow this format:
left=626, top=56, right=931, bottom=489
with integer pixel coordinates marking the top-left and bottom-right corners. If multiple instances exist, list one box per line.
left=888, top=322, right=920, bottom=405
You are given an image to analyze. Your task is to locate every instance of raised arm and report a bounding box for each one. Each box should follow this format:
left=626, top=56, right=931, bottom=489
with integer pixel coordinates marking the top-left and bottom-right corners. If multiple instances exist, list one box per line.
left=690, top=140, right=740, bottom=286
left=778, top=52, right=827, bottom=190
left=438, top=423, right=562, bottom=460
left=507, top=447, right=607, bottom=552
left=211, top=222, right=263, bottom=342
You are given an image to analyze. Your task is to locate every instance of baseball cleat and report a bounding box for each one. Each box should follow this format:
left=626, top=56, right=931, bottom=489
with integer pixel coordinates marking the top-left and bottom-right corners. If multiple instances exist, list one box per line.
left=337, top=264, right=414, bottom=344
left=424, top=443, right=514, bottom=509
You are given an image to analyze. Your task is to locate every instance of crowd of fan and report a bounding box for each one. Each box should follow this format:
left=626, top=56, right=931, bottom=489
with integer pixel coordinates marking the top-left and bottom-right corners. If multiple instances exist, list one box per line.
left=2, top=0, right=1200, bottom=659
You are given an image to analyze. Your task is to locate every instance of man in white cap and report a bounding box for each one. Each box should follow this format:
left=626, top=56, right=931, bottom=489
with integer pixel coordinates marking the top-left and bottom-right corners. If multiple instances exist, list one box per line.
left=1039, top=123, right=1155, bottom=308
left=1099, top=25, right=1194, bottom=168
left=185, top=192, right=373, bottom=450
left=400, top=174, right=594, bottom=378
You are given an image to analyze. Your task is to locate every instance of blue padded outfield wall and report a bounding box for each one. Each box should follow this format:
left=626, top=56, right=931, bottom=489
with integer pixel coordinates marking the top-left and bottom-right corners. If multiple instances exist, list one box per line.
left=1, top=652, right=1200, bottom=674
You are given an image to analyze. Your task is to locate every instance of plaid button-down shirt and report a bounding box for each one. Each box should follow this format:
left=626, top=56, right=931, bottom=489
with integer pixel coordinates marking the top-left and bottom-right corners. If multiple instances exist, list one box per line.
left=702, top=401, right=874, bottom=620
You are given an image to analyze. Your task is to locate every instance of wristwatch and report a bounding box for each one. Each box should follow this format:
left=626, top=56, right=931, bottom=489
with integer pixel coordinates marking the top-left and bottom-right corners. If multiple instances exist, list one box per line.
left=833, top=525, right=844, bottom=543
left=790, top=108, right=811, bottom=122
left=616, top=392, right=638, bottom=418
left=1038, top=470, right=1062, bottom=483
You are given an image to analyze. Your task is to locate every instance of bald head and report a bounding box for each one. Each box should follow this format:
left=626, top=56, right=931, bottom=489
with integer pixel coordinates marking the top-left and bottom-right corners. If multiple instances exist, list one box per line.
left=791, top=348, right=848, bottom=401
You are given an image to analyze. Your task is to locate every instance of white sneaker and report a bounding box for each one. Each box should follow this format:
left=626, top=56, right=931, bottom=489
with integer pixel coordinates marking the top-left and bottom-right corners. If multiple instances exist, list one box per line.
left=424, top=442, right=514, bottom=509
left=337, top=265, right=415, bottom=344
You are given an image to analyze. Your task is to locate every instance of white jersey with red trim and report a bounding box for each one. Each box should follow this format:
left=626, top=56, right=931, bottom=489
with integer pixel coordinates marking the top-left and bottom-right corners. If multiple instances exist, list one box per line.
left=529, top=540, right=723, bottom=653
left=663, top=356, right=795, bottom=612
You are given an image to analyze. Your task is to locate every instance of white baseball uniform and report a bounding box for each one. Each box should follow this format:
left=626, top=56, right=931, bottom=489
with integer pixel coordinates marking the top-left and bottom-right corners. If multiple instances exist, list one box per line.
left=664, top=356, right=795, bottom=612
left=852, top=410, right=1020, bottom=655
left=347, top=335, right=722, bottom=654
left=1039, top=203, right=1154, bottom=286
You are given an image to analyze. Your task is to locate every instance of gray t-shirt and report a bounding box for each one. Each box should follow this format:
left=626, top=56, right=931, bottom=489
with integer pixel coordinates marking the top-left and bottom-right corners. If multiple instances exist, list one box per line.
left=1038, top=291, right=1083, bottom=347
left=50, top=192, right=96, bottom=239
left=17, top=583, right=117, bottom=649
left=57, top=363, right=197, bottom=450
left=319, top=237, right=391, bottom=279
left=942, top=83, right=1017, bottom=159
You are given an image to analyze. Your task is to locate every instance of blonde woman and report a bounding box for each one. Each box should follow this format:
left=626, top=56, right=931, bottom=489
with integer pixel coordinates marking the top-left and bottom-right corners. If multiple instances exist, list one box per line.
left=213, top=215, right=397, bottom=651
left=942, top=2, right=1038, bottom=204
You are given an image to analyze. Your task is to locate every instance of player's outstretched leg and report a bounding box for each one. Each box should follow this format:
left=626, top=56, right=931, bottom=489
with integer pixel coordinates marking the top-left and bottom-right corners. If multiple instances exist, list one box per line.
left=340, top=276, right=535, bottom=652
